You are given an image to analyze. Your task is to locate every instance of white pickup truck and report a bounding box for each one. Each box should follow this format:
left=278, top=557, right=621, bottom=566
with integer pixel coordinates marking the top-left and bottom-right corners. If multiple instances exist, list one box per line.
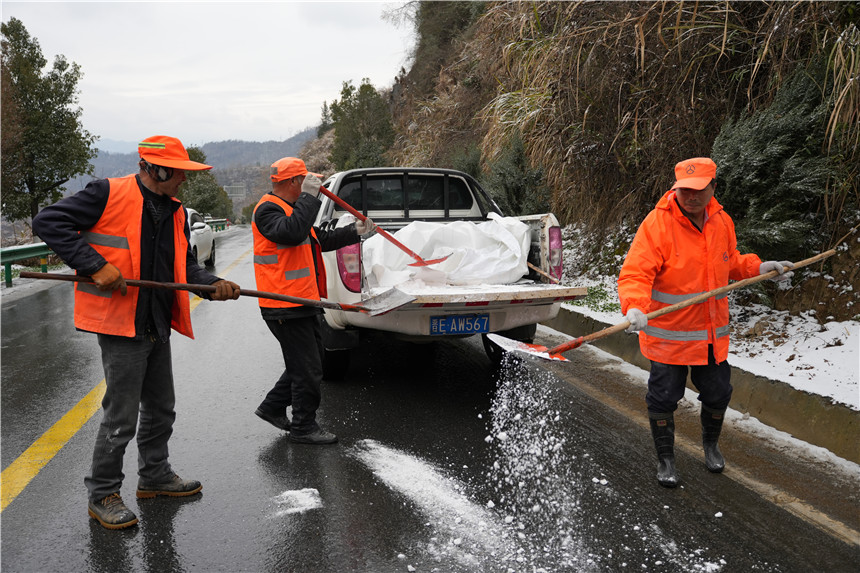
left=315, top=167, right=586, bottom=378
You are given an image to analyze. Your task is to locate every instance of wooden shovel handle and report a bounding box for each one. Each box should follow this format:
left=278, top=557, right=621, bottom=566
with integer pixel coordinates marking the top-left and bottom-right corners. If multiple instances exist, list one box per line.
left=18, top=272, right=369, bottom=313
left=547, top=249, right=836, bottom=355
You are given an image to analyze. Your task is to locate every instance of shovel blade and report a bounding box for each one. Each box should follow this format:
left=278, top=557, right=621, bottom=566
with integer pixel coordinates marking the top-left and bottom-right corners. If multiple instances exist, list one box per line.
left=359, top=287, right=416, bottom=316
left=486, top=334, right=570, bottom=362
left=407, top=254, right=451, bottom=267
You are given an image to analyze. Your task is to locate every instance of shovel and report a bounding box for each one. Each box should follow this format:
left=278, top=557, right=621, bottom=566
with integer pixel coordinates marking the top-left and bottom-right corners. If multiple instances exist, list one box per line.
left=19, top=272, right=415, bottom=317
left=488, top=249, right=837, bottom=361
left=317, top=184, right=450, bottom=267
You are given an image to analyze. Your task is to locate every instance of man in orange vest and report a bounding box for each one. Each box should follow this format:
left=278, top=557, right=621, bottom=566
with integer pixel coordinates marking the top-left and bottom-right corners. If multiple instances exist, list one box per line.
left=252, top=157, right=375, bottom=444
left=32, top=135, right=241, bottom=529
left=617, top=157, right=793, bottom=487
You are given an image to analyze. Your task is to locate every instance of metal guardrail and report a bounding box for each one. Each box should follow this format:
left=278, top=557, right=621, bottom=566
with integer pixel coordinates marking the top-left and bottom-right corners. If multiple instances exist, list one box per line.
left=205, top=218, right=229, bottom=232
left=0, top=243, right=52, bottom=287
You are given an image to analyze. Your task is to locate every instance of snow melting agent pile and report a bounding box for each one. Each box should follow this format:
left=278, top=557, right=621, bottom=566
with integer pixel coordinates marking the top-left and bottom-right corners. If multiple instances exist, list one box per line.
left=348, top=213, right=532, bottom=288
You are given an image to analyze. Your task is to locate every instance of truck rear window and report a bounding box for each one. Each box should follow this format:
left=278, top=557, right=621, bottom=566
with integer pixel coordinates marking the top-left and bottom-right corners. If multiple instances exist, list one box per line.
left=337, top=173, right=478, bottom=219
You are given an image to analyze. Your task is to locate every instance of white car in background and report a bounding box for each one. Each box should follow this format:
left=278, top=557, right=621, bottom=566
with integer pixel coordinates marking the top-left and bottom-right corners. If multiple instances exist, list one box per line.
left=186, top=208, right=215, bottom=267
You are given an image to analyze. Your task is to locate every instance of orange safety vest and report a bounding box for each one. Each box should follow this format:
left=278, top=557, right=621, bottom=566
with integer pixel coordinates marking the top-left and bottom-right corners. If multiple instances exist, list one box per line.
left=251, top=193, right=327, bottom=308
left=73, top=174, right=193, bottom=338
left=617, top=191, right=761, bottom=365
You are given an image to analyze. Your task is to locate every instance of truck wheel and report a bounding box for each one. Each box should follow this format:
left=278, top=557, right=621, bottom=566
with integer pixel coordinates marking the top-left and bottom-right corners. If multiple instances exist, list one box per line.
left=482, top=323, right=537, bottom=367
left=322, top=348, right=350, bottom=381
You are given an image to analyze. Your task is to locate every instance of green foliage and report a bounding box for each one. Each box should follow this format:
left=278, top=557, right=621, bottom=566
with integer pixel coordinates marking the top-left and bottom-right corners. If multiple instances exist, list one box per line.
left=177, top=147, right=234, bottom=219
left=479, top=132, right=550, bottom=216
left=328, top=79, right=394, bottom=170
left=241, top=201, right=257, bottom=225
left=712, top=63, right=842, bottom=261
left=447, top=143, right=482, bottom=180
left=568, top=283, right=621, bottom=314
left=407, top=1, right=487, bottom=94
left=1, top=17, right=97, bottom=222
left=317, top=102, right=333, bottom=137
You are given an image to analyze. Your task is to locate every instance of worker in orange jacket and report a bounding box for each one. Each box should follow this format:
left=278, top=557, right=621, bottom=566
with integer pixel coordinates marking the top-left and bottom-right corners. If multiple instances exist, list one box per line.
left=618, top=157, right=793, bottom=487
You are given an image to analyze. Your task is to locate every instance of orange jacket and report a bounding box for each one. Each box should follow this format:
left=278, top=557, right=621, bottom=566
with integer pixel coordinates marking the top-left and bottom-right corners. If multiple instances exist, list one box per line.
left=617, top=191, right=760, bottom=365
left=74, top=174, right=193, bottom=338
left=251, top=194, right=327, bottom=308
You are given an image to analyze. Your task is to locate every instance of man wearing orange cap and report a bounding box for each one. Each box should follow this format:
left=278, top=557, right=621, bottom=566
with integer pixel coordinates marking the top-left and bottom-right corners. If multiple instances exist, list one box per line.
left=251, top=157, right=375, bottom=444
left=617, top=157, right=793, bottom=488
left=33, top=135, right=241, bottom=529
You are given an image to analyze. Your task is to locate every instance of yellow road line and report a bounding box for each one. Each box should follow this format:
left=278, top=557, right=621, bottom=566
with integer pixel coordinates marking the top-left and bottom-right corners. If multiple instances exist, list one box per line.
left=0, top=248, right=252, bottom=512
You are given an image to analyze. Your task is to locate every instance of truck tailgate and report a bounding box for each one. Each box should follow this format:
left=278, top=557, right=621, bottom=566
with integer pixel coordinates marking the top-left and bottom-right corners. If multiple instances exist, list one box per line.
left=377, top=282, right=586, bottom=308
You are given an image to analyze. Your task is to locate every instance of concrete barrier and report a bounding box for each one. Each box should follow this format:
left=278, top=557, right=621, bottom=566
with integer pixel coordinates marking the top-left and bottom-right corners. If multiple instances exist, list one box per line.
left=542, top=307, right=860, bottom=464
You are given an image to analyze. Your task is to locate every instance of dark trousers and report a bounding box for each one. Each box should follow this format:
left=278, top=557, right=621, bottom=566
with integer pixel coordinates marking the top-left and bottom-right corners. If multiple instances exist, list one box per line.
left=646, top=345, right=732, bottom=415
left=86, top=334, right=176, bottom=501
left=261, top=316, right=325, bottom=434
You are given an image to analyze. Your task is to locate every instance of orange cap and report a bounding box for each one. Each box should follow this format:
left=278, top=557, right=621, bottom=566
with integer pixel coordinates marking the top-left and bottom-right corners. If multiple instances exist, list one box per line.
left=270, top=157, right=320, bottom=182
left=138, top=135, right=212, bottom=171
left=671, top=157, right=716, bottom=190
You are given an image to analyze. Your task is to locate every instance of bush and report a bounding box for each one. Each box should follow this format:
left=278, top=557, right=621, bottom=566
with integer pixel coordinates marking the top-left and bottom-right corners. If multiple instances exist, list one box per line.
left=479, top=133, right=550, bottom=216
left=712, top=63, right=843, bottom=262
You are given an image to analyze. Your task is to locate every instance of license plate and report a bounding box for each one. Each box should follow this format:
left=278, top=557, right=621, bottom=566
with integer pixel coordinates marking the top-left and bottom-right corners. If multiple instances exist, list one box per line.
left=429, top=314, right=490, bottom=335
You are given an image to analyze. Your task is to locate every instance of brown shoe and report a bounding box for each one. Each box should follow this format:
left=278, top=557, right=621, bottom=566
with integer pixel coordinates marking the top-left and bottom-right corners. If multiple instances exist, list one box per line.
left=136, top=473, right=202, bottom=499
left=88, top=493, right=138, bottom=529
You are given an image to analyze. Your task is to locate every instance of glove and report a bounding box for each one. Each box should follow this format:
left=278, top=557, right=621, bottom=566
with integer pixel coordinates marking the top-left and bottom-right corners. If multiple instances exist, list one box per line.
left=91, top=263, right=127, bottom=295
left=355, top=217, right=377, bottom=238
left=759, top=260, right=794, bottom=282
left=211, top=280, right=241, bottom=301
left=301, top=174, right=322, bottom=198
left=625, top=308, right=648, bottom=333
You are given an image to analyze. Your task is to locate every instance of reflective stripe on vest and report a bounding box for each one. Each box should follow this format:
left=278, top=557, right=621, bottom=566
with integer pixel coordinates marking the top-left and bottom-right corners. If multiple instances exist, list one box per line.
left=73, top=174, right=193, bottom=338
left=643, top=325, right=729, bottom=342
left=651, top=289, right=728, bottom=305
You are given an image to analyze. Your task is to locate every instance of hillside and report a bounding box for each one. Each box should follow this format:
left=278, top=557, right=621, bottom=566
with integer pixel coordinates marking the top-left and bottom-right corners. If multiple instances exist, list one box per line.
left=375, top=0, right=859, bottom=322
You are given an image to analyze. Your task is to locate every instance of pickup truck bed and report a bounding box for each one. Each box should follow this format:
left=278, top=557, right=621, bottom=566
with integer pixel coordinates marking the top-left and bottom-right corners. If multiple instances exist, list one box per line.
left=314, top=167, right=586, bottom=377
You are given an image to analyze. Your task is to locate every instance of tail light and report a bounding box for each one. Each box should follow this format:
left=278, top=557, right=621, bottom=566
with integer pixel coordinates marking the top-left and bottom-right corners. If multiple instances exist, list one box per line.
left=548, top=225, right=563, bottom=281
left=336, top=244, right=362, bottom=293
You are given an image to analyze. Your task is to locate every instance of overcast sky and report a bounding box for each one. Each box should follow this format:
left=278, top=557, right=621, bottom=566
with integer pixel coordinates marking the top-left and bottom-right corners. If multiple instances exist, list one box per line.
left=2, top=1, right=414, bottom=149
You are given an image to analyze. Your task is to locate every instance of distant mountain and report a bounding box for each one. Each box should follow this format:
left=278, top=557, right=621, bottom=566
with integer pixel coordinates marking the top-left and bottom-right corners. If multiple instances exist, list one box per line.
left=94, top=138, right=139, bottom=154
left=68, top=128, right=318, bottom=192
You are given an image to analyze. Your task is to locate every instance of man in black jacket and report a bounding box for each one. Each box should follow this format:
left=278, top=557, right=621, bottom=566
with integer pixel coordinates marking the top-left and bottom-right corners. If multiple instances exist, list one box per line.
left=251, top=157, right=375, bottom=444
left=33, top=135, right=240, bottom=529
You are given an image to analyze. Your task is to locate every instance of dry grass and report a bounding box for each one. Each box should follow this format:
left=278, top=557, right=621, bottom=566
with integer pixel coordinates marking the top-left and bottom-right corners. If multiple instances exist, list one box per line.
left=388, top=1, right=858, bottom=246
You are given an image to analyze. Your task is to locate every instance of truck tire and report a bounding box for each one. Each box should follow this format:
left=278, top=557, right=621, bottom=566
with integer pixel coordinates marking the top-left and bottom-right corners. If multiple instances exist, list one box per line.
left=482, top=323, right=537, bottom=367
left=322, top=348, right=350, bottom=381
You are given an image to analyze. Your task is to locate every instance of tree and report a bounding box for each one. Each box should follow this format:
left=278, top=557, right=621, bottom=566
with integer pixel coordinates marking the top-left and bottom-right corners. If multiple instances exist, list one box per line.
left=328, top=79, right=395, bottom=170
left=176, top=147, right=234, bottom=220
left=1, top=17, right=97, bottom=222
left=317, top=101, right=333, bottom=137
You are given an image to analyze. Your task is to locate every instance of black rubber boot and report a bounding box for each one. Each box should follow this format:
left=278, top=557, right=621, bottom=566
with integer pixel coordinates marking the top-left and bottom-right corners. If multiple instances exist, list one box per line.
left=648, top=412, right=679, bottom=488
left=701, top=405, right=726, bottom=473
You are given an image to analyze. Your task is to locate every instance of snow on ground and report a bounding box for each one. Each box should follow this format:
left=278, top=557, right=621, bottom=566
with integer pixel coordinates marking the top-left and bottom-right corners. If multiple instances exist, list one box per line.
left=564, top=274, right=860, bottom=411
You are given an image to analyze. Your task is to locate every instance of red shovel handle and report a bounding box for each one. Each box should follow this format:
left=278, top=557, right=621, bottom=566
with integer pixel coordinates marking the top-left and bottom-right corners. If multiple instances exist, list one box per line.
left=316, top=184, right=430, bottom=265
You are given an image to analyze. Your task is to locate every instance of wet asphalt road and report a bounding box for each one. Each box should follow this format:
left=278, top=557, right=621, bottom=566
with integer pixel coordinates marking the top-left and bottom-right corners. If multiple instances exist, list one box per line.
left=2, top=226, right=858, bottom=572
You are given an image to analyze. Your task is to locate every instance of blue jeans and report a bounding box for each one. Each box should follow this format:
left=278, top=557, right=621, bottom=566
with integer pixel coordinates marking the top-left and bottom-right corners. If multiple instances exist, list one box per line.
left=85, top=334, right=176, bottom=501
left=646, top=345, right=732, bottom=415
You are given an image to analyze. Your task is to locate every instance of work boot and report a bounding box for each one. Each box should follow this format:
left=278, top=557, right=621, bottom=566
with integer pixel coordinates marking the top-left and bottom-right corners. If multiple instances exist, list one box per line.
left=701, top=406, right=726, bottom=473
left=289, top=427, right=338, bottom=445
left=88, top=493, right=138, bottom=529
left=648, top=412, right=679, bottom=488
left=255, top=407, right=290, bottom=432
left=136, top=473, right=202, bottom=499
